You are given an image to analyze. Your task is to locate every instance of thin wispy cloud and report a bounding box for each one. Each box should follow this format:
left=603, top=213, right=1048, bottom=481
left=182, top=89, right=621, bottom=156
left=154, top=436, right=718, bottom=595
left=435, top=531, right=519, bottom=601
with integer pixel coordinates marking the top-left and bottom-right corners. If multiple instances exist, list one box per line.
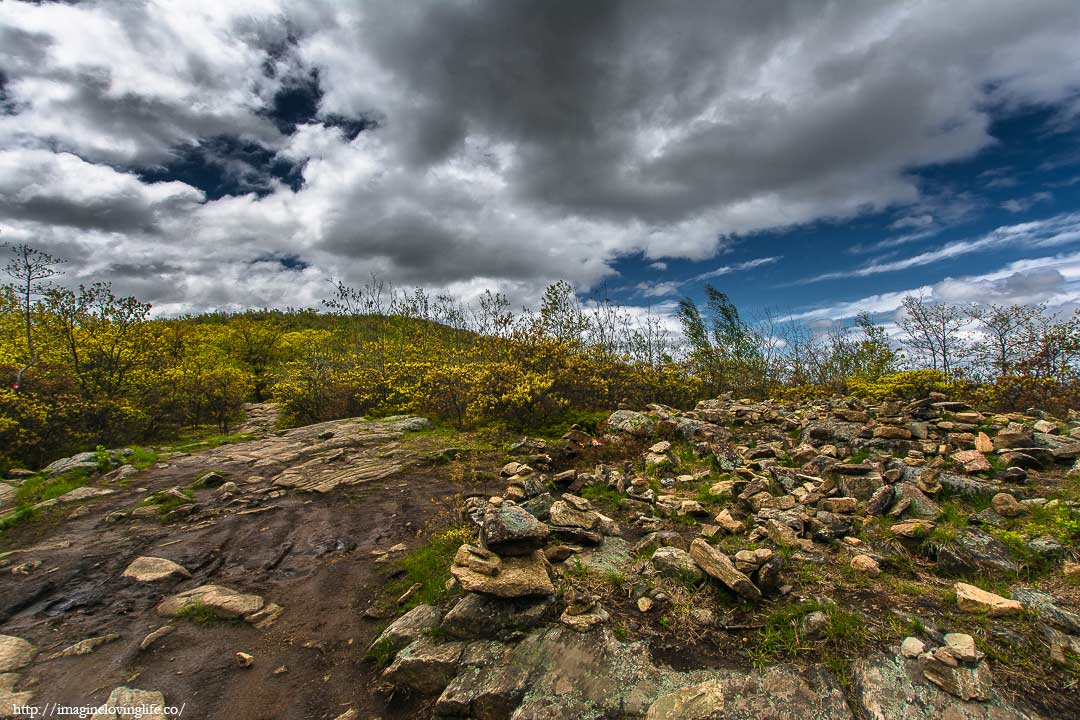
left=637, top=256, right=781, bottom=297
left=795, top=211, right=1080, bottom=285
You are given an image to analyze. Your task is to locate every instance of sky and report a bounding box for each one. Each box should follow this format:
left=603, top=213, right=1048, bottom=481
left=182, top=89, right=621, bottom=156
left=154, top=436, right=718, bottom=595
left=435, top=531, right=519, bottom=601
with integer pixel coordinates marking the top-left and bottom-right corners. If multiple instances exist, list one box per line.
left=2, top=1, right=1080, bottom=329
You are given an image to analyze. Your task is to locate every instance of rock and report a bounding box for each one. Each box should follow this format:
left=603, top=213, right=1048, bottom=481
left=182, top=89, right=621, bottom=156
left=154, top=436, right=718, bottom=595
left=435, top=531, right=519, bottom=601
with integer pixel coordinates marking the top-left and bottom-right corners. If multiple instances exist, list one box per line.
left=91, top=687, right=167, bottom=720
left=851, top=654, right=1035, bottom=719
left=993, top=428, right=1033, bottom=451
left=607, top=410, right=655, bottom=436
left=891, top=520, right=935, bottom=538
left=0, top=671, right=34, bottom=709
left=482, top=504, right=550, bottom=556
left=991, top=492, right=1026, bottom=517
left=548, top=500, right=600, bottom=530
left=156, top=584, right=269, bottom=622
left=0, top=635, right=37, bottom=672
left=122, top=556, right=191, bottom=583
left=820, top=496, right=857, bottom=513
left=713, top=509, right=745, bottom=534
left=235, top=651, right=254, bottom=668
left=139, top=625, right=176, bottom=651
left=651, top=546, right=703, bottom=581
left=874, top=425, right=912, bottom=440
left=48, top=633, right=119, bottom=659
left=332, top=710, right=359, bottom=720
left=955, top=582, right=1022, bottom=616
left=1011, top=588, right=1080, bottom=635
left=952, top=450, right=992, bottom=474
left=866, top=485, right=894, bottom=516
left=560, top=604, right=609, bottom=632
left=943, top=633, right=979, bottom=663
left=454, top=544, right=502, bottom=576
left=901, top=637, right=926, bottom=658
left=450, top=549, right=554, bottom=598
left=800, top=610, right=830, bottom=640
left=370, top=604, right=443, bottom=654
left=688, top=539, right=761, bottom=600
left=935, top=527, right=1020, bottom=577
left=43, top=451, right=105, bottom=477
left=436, top=662, right=528, bottom=719
left=637, top=597, right=654, bottom=613
left=975, top=432, right=994, bottom=453
left=382, top=637, right=464, bottom=694
left=441, top=594, right=557, bottom=640
left=644, top=666, right=852, bottom=720
left=891, top=482, right=942, bottom=520
left=919, top=650, right=993, bottom=701
left=850, top=554, right=881, bottom=577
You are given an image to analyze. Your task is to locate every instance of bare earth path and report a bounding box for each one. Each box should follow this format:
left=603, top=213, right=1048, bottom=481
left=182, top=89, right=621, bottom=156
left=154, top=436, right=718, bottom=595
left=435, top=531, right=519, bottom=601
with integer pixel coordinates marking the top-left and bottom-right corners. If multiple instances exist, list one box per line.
left=0, top=413, right=500, bottom=720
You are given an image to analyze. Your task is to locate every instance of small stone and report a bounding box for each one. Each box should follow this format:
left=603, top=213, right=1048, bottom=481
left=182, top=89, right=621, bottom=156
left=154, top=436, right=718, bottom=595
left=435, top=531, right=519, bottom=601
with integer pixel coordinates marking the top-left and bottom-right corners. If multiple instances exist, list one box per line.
left=850, top=554, right=881, bottom=577
left=975, top=432, right=994, bottom=453
left=1065, top=561, right=1080, bottom=577
left=890, top=520, right=935, bottom=538
left=900, top=636, right=925, bottom=658
left=48, top=634, right=119, bottom=659
left=991, top=492, right=1026, bottom=518
left=955, top=582, right=1023, bottom=616
left=943, top=633, right=979, bottom=663
left=637, top=597, right=654, bottom=613
left=235, top=652, right=254, bottom=668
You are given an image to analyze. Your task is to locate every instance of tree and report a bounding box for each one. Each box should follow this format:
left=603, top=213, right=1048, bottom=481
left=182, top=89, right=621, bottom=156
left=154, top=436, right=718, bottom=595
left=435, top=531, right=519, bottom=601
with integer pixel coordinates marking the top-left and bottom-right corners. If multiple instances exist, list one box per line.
left=676, top=286, right=763, bottom=396
left=898, top=296, right=967, bottom=380
left=969, top=303, right=1042, bottom=379
left=2, top=243, right=65, bottom=390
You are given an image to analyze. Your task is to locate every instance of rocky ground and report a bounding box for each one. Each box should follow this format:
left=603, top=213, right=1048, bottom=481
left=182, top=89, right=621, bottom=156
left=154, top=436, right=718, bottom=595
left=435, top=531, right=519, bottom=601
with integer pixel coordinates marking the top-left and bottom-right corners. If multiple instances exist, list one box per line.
left=1, top=396, right=1078, bottom=719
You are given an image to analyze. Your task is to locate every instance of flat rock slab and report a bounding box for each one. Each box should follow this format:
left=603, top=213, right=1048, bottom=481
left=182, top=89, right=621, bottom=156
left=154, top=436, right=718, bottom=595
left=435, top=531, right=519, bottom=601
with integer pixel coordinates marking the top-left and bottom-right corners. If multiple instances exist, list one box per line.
left=955, top=583, right=1023, bottom=616
left=0, top=635, right=37, bottom=672
left=451, top=549, right=554, bottom=598
left=156, top=584, right=267, bottom=621
left=122, top=556, right=191, bottom=583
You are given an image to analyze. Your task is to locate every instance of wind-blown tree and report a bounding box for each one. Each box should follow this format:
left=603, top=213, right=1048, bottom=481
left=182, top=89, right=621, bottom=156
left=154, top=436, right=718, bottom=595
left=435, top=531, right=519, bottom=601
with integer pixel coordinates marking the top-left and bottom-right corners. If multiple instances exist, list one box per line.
left=968, top=303, right=1043, bottom=379
left=677, top=286, right=763, bottom=397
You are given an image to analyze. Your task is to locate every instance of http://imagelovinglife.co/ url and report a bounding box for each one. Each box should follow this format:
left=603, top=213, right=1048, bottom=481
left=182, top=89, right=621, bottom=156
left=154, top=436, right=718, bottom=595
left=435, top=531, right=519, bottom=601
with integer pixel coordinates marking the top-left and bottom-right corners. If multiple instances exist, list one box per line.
left=9, top=702, right=185, bottom=718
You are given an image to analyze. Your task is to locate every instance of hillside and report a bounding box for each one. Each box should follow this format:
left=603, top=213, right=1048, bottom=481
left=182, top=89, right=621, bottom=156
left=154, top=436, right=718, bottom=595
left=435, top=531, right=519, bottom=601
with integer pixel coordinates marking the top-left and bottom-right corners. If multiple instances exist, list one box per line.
left=1, top=392, right=1078, bottom=719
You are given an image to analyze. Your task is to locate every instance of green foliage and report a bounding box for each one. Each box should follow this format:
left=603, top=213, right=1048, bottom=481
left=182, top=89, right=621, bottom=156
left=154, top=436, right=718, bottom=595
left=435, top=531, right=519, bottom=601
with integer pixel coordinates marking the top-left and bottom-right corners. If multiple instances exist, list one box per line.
left=848, top=369, right=951, bottom=401
left=174, top=600, right=222, bottom=625
left=14, top=469, right=90, bottom=506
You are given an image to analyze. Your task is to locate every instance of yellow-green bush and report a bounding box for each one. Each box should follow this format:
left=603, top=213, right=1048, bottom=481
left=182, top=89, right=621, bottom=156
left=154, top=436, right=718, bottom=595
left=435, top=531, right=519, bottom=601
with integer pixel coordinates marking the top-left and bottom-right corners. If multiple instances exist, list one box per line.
left=847, top=369, right=951, bottom=401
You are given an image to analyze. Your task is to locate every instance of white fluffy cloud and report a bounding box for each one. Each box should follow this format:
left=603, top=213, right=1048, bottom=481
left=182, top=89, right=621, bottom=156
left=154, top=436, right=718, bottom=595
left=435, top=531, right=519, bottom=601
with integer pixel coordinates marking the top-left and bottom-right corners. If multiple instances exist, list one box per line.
left=1, top=1, right=1080, bottom=313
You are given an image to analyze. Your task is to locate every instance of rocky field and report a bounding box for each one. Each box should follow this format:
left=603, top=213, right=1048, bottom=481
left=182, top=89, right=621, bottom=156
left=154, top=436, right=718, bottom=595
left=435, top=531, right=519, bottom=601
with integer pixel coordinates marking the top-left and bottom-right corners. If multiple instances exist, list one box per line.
left=1, top=395, right=1079, bottom=719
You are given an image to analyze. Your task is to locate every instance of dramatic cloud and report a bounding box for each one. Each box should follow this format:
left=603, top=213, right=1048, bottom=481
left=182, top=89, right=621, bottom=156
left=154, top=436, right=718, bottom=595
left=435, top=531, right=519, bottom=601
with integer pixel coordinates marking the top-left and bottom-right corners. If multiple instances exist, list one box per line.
left=2, top=1, right=1080, bottom=313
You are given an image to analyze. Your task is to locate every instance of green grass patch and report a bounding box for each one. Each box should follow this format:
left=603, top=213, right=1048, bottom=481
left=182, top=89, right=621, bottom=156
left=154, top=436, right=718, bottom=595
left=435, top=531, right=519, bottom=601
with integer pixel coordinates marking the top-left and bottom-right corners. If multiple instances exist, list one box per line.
left=746, top=600, right=869, bottom=671
left=174, top=600, right=223, bottom=625
left=14, top=469, right=91, bottom=506
left=580, top=484, right=626, bottom=511
left=161, top=431, right=255, bottom=454
left=385, top=526, right=474, bottom=610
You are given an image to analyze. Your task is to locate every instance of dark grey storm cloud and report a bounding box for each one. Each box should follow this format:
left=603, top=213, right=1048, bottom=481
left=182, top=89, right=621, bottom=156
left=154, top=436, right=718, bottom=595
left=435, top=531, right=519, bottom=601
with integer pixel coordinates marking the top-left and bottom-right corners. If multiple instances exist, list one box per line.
left=1, top=0, right=1080, bottom=313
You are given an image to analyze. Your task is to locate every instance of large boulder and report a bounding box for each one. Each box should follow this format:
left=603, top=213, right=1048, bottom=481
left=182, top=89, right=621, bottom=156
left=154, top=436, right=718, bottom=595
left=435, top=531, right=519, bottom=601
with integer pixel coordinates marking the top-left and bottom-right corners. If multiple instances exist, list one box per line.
left=369, top=604, right=443, bottom=655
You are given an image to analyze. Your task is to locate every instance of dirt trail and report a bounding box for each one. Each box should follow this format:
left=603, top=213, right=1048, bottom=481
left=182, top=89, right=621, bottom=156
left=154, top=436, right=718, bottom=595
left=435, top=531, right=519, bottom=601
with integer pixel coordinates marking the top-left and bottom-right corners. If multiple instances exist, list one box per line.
left=0, top=413, right=501, bottom=719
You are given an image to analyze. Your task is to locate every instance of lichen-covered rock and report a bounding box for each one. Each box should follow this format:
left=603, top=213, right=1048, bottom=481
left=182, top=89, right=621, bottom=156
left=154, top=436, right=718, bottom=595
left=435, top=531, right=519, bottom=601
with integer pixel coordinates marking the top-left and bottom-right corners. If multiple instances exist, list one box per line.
left=90, top=687, right=167, bottom=720
left=0, top=635, right=37, bottom=672
left=651, top=546, right=703, bottom=581
left=441, top=593, right=557, bottom=640
left=482, top=503, right=550, bottom=556
left=156, top=584, right=268, bottom=622
left=382, top=637, right=464, bottom=694
left=369, top=604, right=443, bottom=655
left=606, top=410, right=655, bottom=436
